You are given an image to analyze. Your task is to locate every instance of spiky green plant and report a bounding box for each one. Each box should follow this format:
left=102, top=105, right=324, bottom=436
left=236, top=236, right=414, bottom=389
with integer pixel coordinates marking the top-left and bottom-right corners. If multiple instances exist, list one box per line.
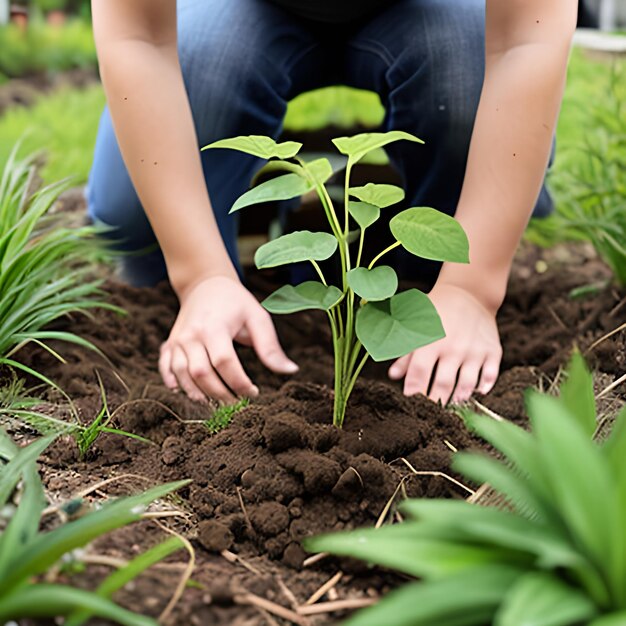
left=0, top=428, right=189, bottom=625
left=307, top=352, right=626, bottom=626
left=0, top=146, right=120, bottom=385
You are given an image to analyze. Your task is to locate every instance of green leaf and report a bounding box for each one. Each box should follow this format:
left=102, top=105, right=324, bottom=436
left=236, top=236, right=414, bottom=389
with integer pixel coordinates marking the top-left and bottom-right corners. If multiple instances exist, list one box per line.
left=349, top=183, right=405, bottom=208
left=589, top=613, right=626, bottom=626
left=254, top=231, right=338, bottom=269
left=452, top=452, right=552, bottom=522
left=494, top=572, right=597, bottom=626
left=0, top=434, right=55, bottom=508
left=1, top=480, right=191, bottom=594
left=306, top=523, right=518, bottom=580
left=347, top=266, right=398, bottom=301
left=262, top=282, right=343, bottom=314
left=390, top=207, right=469, bottom=263
left=332, top=131, right=424, bottom=165
left=0, top=584, right=156, bottom=626
left=342, top=566, right=524, bottom=626
left=560, top=349, right=596, bottom=438
left=304, top=157, right=334, bottom=184
left=0, top=452, right=47, bottom=579
left=231, top=173, right=312, bottom=213
left=348, top=201, right=380, bottom=230
left=461, top=412, right=554, bottom=506
left=401, top=499, right=590, bottom=572
left=527, top=392, right=619, bottom=582
left=355, top=289, right=444, bottom=362
left=202, top=135, right=302, bottom=160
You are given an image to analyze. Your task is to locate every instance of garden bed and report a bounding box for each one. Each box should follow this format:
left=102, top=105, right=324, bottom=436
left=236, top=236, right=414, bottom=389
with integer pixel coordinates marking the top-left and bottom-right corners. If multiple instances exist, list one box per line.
left=8, top=219, right=624, bottom=625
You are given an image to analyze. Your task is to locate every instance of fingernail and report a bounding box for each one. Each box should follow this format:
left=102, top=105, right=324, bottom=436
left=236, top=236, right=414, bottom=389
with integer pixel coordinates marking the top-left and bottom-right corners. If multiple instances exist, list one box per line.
left=250, top=385, right=260, bottom=397
left=389, top=367, right=401, bottom=380
left=283, top=361, right=299, bottom=374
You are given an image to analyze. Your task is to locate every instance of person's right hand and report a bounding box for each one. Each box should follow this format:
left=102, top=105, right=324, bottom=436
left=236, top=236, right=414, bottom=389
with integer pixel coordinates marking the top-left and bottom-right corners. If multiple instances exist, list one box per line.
left=159, top=275, right=298, bottom=404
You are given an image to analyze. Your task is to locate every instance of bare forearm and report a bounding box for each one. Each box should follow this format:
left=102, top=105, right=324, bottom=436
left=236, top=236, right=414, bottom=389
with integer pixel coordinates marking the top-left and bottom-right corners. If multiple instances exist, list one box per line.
left=94, top=3, right=236, bottom=296
left=439, top=0, right=576, bottom=311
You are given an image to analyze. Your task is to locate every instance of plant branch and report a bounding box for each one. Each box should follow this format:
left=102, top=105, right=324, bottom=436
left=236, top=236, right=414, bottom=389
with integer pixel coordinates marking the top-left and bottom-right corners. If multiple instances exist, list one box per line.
left=368, top=241, right=401, bottom=270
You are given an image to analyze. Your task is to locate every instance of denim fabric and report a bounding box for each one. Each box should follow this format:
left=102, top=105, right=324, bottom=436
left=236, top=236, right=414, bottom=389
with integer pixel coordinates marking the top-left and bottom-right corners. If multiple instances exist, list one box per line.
left=87, top=0, right=553, bottom=287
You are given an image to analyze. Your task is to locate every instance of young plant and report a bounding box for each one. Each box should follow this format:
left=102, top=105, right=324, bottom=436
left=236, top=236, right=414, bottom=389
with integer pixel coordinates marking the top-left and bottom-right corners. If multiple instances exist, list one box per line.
left=205, top=133, right=469, bottom=426
left=0, top=428, right=189, bottom=625
left=306, top=351, right=626, bottom=626
left=205, top=397, right=250, bottom=434
left=0, top=373, right=153, bottom=459
left=0, top=146, right=121, bottom=386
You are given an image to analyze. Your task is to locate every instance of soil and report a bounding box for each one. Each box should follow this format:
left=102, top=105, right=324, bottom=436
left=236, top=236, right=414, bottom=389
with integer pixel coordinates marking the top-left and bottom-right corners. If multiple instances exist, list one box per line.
left=7, top=231, right=626, bottom=624
left=0, top=67, right=99, bottom=116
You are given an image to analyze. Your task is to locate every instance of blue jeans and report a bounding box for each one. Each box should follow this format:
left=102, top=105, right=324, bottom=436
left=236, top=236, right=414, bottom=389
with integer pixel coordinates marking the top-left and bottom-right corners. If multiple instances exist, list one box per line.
left=87, top=0, right=553, bottom=287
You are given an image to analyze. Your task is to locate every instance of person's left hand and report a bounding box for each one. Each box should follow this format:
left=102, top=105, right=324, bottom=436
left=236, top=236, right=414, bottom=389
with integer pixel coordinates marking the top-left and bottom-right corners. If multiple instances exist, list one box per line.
left=388, top=282, right=502, bottom=405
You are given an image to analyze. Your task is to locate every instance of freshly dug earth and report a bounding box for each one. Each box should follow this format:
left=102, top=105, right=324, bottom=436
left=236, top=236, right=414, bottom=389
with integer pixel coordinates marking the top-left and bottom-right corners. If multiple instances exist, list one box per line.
left=13, top=240, right=626, bottom=626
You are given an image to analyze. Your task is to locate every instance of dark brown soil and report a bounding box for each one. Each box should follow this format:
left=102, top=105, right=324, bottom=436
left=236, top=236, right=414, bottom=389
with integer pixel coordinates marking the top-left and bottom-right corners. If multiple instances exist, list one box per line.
left=9, top=237, right=626, bottom=626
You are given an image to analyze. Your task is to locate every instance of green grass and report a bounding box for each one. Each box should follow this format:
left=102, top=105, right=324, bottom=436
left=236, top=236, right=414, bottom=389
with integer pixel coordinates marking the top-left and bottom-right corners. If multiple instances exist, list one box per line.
left=204, top=397, right=250, bottom=434
left=527, top=48, right=625, bottom=247
left=554, top=47, right=624, bottom=170
left=0, top=18, right=96, bottom=78
left=0, top=85, right=104, bottom=184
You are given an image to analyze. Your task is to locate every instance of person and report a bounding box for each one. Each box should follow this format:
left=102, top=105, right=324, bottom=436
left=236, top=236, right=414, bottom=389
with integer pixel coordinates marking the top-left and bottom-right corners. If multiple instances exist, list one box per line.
left=88, top=0, right=576, bottom=407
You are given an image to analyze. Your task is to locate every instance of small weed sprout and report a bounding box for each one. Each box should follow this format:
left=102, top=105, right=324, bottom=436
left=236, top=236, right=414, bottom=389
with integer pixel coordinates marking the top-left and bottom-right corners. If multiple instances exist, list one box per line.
left=205, top=397, right=250, bottom=434
left=0, top=373, right=153, bottom=459
left=204, top=133, right=469, bottom=426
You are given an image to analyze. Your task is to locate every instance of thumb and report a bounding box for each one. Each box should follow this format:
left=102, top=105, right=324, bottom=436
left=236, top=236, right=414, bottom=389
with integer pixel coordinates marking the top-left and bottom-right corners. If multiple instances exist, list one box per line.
left=246, top=312, right=298, bottom=374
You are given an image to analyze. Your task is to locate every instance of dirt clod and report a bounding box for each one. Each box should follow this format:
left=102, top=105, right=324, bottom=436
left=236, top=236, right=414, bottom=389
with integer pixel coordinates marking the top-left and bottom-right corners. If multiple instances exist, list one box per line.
left=197, top=520, right=234, bottom=553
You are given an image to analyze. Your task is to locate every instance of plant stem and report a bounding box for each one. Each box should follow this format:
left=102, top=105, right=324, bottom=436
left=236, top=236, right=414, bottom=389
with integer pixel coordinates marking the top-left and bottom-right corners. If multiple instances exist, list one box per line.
left=356, top=228, right=366, bottom=268
left=368, top=241, right=401, bottom=270
left=310, top=260, right=327, bottom=285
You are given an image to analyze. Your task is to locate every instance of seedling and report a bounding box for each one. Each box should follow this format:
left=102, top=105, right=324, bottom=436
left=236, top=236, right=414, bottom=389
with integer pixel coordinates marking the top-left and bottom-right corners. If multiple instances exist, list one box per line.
left=307, top=352, right=626, bottom=625
left=0, top=373, right=153, bottom=459
left=204, top=397, right=250, bottom=434
left=74, top=373, right=153, bottom=458
left=0, top=428, right=189, bottom=626
left=205, top=133, right=469, bottom=426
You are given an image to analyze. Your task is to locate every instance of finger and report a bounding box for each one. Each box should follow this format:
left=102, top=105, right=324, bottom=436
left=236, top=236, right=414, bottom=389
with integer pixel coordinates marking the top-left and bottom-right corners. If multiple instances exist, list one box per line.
left=170, top=345, right=207, bottom=402
left=183, top=341, right=236, bottom=404
left=452, top=358, right=483, bottom=404
left=204, top=331, right=258, bottom=398
left=246, top=311, right=298, bottom=374
left=428, top=357, right=461, bottom=406
left=235, top=327, right=253, bottom=347
left=478, top=351, right=502, bottom=395
left=403, top=348, right=440, bottom=397
left=158, top=343, right=178, bottom=390
left=389, top=354, right=411, bottom=381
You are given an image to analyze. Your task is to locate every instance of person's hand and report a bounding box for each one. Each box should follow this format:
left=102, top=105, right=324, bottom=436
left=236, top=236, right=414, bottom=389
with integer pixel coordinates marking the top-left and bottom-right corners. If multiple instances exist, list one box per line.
left=159, top=275, right=298, bottom=403
left=388, top=283, right=502, bottom=405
